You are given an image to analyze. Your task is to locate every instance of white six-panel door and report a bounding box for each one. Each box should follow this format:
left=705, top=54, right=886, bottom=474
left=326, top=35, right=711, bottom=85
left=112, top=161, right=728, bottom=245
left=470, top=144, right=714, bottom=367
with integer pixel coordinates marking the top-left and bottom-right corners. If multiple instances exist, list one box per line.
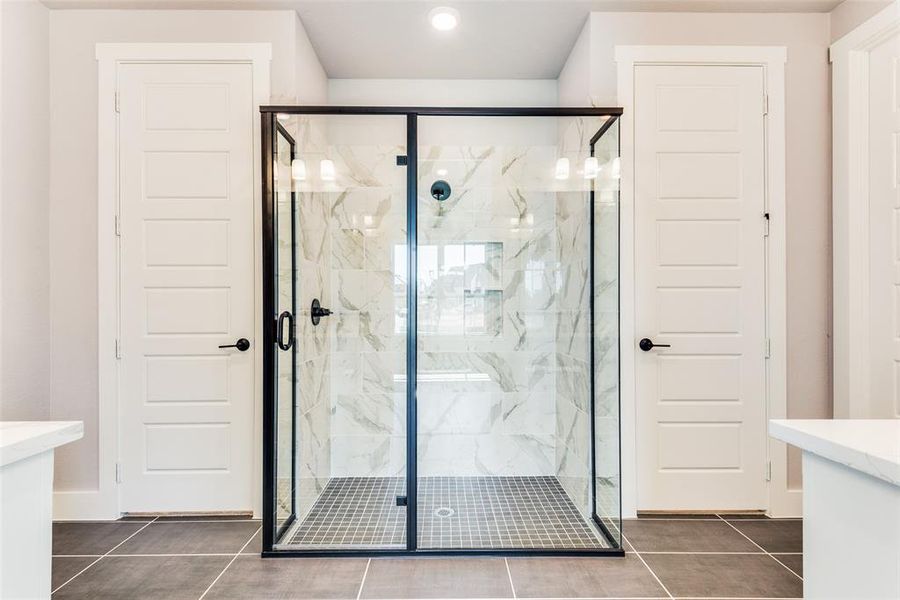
left=866, top=31, right=900, bottom=419
left=634, top=64, right=768, bottom=511
left=118, top=62, right=256, bottom=512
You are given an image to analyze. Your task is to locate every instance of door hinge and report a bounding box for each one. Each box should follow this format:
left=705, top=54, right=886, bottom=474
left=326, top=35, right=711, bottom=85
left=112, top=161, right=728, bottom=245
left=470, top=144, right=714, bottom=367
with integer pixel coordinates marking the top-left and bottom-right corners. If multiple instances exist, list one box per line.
left=763, top=94, right=769, bottom=116
left=396, top=155, right=408, bottom=166
left=763, top=212, right=770, bottom=237
left=765, top=460, right=772, bottom=482
left=765, top=338, right=771, bottom=359
left=115, top=339, right=122, bottom=359
left=395, top=495, right=408, bottom=506
left=115, top=462, right=123, bottom=484
left=115, top=91, right=120, bottom=113
left=115, top=214, right=121, bottom=237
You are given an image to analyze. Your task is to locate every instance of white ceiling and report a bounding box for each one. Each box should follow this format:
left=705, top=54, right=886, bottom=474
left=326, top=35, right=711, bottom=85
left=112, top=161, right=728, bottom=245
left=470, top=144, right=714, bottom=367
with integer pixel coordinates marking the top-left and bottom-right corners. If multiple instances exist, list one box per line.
left=42, top=0, right=844, bottom=78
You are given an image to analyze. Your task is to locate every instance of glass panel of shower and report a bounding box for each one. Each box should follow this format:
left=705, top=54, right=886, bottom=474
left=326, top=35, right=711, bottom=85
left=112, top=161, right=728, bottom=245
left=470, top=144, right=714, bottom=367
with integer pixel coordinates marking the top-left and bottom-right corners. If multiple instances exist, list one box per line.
left=263, top=108, right=620, bottom=556
left=415, top=114, right=620, bottom=551
left=266, top=113, right=409, bottom=551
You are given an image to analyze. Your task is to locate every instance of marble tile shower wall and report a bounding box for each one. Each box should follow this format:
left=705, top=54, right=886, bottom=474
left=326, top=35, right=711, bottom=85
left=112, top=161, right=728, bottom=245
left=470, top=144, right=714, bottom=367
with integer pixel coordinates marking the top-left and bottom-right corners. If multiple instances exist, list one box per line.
left=414, top=141, right=559, bottom=477
left=327, top=141, right=408, bottom=478
left=292, top=117, right=333, bottom=521
left=554, top=117, right=605, bottom=518
left=291, top=117, right=618, bottom=515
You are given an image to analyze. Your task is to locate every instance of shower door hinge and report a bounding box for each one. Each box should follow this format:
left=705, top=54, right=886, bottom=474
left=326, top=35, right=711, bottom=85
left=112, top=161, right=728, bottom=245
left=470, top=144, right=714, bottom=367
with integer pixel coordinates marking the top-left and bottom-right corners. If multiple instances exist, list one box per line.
left=395, top=495, right=408, bottom=506
left=115, top=91, right=120, bottom=114
left=763, top=94, right=769, bottom=116
left=765, top=338, right=771, bottom=359
left=766, top=460, right=772, bottom=482
left=115, top=462, right=123, bottom=484
left=115, top=214, right=121, bottom=237
left=396, top=155, right=408, bottom=166
left=763, top=212, right=770, bottom=237
left=115, top=339, right=122, bottom=359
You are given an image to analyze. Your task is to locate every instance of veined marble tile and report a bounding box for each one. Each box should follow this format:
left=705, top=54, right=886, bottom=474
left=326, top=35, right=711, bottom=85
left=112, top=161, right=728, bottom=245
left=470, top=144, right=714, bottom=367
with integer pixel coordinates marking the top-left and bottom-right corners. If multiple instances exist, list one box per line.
left=555, top=352, right=590, bottom=412
left=330, top=351, right=361, bottom=398
left=330, top=434, right=405, bottom=477
left=332, top=228, right=364, bottom=269
left=361, top=351, right=405, bottom=396
left=417, top=391, right=499, bottom=435
left=500, top=391, right=555, bottom=436
left=333, top=311, right=361, bottom=353
left=333, top=144, right=406, bottom=189
left=417, top=433, right=554, bottom=476
left=331, top=188, right=404, bottom=232
left=332, top=392, right=404, bottom=437
left=298, top=354, right=330, bottom=414
left=359, top=310, right=404, bottom=352
left=555, top=393, right=589, bottom=462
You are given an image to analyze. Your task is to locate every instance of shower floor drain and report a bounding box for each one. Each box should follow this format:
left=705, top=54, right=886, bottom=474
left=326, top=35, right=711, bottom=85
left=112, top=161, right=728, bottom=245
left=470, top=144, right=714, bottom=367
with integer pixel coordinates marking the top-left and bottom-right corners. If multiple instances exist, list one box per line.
left=433, top=507, right=455, bottom=518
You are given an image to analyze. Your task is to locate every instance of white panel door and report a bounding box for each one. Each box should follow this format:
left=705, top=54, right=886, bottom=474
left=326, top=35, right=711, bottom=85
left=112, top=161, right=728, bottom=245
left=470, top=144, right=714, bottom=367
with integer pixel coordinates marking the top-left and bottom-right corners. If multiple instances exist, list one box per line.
left=634, top=65, right=768, bottom=511
left=867, top=32, right=900, bottom=418
left=119, top=63, right=255, bottom=512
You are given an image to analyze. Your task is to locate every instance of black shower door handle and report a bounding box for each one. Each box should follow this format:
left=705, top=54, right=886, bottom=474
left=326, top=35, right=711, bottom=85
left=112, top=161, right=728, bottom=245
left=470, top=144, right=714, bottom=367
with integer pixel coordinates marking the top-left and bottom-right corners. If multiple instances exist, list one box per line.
left=276, top=311, right=294, bottom=351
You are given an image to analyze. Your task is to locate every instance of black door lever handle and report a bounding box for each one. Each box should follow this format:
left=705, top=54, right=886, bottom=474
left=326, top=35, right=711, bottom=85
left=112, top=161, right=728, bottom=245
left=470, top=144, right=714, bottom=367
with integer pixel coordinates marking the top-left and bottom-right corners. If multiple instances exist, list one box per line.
left=219, top=338, right=250, bottom=352
left=639, top=338, right=670, bottom=352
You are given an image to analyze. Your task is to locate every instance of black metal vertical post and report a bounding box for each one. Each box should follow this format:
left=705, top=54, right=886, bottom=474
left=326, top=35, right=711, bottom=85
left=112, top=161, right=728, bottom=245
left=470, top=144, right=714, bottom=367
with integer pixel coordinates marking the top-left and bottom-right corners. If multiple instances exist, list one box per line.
left=588, top=139, right=599, bottom=538
left=261, top=112, right=276, bottom=553
left=405, top=113, right=418, bottom=551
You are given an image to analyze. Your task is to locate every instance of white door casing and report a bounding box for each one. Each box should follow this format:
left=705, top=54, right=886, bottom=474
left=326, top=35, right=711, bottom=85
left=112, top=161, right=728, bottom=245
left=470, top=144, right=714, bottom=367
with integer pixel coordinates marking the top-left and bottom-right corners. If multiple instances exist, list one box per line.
left=832, top=4, right=900, bottom=419
left=632, top=64, right=768, bottom=511
left=866, top=31, right=900, bottom=419
left=118, top=62, right=257, bottom=513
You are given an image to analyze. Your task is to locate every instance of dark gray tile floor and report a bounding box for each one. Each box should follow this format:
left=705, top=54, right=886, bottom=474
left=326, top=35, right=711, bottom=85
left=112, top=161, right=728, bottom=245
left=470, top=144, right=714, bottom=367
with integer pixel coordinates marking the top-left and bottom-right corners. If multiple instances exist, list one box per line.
left=51, top=515, right=804, bottom=599
left=286, top=476, right=607, bottom=550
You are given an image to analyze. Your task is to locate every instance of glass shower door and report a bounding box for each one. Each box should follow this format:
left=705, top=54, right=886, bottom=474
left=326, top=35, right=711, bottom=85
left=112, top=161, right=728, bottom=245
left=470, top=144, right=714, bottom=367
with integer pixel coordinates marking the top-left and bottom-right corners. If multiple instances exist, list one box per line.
left=269, top=113, right=410, bottom=550
left=273, top=123, right=298, bottom=541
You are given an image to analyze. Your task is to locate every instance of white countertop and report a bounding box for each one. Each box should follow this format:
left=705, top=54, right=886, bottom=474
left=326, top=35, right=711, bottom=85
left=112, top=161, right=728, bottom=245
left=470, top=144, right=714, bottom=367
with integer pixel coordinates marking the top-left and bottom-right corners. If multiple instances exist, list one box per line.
left=770, top=419, right=900, bottom=486
left=0, top=421, right=83, bottom=468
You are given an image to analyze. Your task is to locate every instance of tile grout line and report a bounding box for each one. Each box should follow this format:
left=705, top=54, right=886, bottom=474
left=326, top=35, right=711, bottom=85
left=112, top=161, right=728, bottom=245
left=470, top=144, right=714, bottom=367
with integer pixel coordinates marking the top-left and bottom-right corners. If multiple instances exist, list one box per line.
left=356, top=558, right=371, bottom=600
left=51, top=516, right=160, bottom=595
left=504, top=557, right=517, bottom=599
left=716, top=515, right=803, bottom=582
left=622, top=533, right=675, bottom=600
left=197, top=525, right=261, bottom=600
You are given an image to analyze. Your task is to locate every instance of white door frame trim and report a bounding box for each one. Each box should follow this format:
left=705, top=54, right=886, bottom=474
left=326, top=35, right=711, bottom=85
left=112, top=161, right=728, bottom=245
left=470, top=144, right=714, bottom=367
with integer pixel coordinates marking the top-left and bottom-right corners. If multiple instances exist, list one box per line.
left=55, top=43, right=271, bottom=520
left=831, top=3, right=900, bottom=419
left=615, top=45, right=795, bottom=517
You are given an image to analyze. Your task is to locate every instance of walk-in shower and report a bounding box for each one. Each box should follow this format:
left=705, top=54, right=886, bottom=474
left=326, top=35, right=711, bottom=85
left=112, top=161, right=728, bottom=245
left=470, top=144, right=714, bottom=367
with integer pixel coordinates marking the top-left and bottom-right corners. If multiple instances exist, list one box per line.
left=262, top=106, right=622, bottom=556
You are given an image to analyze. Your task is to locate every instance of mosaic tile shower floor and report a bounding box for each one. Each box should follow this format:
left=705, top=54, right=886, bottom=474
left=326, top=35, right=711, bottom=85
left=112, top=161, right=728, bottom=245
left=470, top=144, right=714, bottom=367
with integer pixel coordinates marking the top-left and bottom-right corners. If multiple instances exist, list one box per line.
left=282, top=476, right=610, bottom=550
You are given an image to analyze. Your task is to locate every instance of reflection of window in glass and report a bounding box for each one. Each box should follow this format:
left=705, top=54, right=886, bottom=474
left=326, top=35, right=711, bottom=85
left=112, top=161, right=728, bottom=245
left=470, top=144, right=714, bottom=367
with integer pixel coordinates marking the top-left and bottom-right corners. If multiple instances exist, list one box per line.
left=397, top=241, right=504, bottom=337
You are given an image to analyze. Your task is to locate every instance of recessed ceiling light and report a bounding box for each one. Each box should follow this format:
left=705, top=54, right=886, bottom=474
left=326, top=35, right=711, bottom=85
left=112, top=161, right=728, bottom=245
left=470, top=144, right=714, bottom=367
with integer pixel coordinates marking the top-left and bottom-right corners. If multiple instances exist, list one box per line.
left=429, top=7, right=460, bottom=31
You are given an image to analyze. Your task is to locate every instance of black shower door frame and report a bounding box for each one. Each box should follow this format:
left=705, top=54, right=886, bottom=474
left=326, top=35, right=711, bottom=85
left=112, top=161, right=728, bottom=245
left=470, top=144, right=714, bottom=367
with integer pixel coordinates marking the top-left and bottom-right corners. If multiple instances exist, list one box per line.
left=260, top=106, right=623, bottom=558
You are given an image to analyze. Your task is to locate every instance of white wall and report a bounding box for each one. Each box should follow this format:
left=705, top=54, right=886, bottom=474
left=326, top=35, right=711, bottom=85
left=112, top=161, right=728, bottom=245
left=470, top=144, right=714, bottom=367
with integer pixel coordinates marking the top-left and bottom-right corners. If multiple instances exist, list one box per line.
left=557, top=19, right=591, bottom=106
left=47, top=9, right=326, bottom=492
left=0, top=0, right=51, bottom=424
left=328, top=78, right=558, bottom=107
left=830, top=0, right=893, bottom=41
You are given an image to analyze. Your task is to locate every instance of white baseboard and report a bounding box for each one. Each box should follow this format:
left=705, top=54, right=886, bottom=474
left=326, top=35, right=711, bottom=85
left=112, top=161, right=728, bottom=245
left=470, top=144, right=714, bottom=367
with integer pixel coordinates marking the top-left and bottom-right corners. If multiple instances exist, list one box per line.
left=53, top=489, right=118, bottom=521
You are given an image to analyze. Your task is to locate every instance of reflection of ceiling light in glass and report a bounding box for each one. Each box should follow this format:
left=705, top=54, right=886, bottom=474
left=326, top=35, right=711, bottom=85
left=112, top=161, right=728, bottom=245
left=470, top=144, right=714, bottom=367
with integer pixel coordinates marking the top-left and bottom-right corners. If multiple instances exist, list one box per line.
left=610, top=157, right=621, bottom=180
left=291, top=159, right=306, bottom=181
left=276, top=113, right=290, bottom=121
left=320, top=159, right=336, bottom=181
left=429, top=6, right=460, bottom=31
left=555, top=157, right=570, bottom=180
left=436, top=168, right=448, bottom=177
left=584, top=157, right=599, bottom=179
